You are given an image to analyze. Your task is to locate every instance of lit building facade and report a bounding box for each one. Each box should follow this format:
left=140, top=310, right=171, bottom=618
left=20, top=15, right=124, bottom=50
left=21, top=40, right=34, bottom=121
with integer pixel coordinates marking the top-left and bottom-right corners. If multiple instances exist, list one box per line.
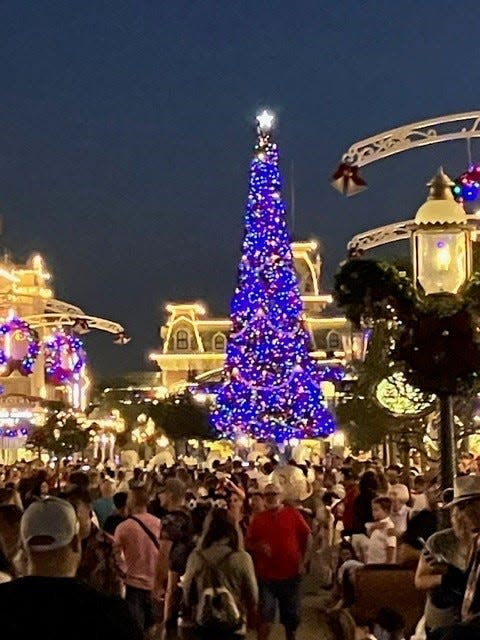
left=0, top=252, right=127, bottom=462
left=150, top=241, right=352, bottom=391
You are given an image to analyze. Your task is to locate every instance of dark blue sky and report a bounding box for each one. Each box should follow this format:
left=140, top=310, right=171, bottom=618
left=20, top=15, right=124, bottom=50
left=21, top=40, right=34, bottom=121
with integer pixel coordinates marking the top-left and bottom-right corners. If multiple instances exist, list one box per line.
left=0, top=1, right=479, bottom=374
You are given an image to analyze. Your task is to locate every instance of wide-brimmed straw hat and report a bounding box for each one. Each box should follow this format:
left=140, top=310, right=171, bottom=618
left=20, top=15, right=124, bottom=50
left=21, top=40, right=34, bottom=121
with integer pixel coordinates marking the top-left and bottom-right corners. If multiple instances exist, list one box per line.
left=443, top=475, right=480, bottom=507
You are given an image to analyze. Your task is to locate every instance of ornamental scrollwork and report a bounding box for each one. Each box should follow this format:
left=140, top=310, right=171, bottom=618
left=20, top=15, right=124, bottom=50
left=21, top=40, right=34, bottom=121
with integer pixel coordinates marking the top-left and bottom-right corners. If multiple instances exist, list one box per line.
left=342, top=112, right=480, bottom=167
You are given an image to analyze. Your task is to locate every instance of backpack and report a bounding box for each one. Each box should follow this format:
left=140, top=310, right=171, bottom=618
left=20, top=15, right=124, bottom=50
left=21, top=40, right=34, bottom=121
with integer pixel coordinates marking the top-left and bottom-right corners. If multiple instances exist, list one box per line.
left=195, top=551, right=243, bottom=637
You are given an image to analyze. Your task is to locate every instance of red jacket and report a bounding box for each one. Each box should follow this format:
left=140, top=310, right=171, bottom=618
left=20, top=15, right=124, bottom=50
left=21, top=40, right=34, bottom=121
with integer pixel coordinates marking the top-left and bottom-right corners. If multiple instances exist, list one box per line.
left=246, top=506, right=310, bottom=581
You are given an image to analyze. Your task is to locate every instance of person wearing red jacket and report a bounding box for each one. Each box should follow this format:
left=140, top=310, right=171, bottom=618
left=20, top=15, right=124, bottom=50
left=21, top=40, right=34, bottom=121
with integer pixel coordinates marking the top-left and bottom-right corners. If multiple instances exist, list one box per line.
left=246, top=483, right=311, bottom=640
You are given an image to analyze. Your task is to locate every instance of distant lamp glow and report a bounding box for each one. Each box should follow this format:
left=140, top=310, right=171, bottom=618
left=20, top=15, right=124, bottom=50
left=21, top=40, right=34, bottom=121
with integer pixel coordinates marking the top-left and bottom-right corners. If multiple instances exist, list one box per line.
left=156, top=435, right=170, bottom=449
left=320, top=380, right=336, bottom=400
left=154, top=386, right=168, bottom=399
left=331, top=431, right=345, bottom=448
left=256, top=110, right=275, bottom=133
left=236, top=435, right=250, bottom=448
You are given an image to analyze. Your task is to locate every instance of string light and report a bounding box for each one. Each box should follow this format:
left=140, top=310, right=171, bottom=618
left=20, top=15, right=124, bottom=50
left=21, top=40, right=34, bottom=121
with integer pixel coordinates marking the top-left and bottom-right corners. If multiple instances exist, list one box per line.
left=0, top=427, right=29, bottom=437
left=211, top=114, right=339, bottom=443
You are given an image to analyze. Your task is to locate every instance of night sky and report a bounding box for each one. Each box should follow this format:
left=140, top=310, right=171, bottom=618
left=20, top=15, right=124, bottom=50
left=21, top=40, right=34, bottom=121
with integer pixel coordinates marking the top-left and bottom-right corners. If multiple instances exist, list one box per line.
left=0, top=1, right=479, bottom=375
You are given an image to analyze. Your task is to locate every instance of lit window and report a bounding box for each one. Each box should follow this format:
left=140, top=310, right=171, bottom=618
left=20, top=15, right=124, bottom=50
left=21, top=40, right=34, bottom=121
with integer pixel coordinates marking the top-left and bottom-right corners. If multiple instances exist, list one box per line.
left=213, top=333, right=226, bottom=351
left=326, top=331, right=341, bottom=350
left=176, top=330, right=189, bottom=350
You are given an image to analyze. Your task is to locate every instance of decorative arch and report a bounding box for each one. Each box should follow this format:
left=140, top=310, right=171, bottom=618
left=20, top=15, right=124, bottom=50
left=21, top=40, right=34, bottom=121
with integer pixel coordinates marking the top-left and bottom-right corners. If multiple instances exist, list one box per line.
left=332, top=112, right=480, bottom=197
left=340, top=112, right=480, bottom=169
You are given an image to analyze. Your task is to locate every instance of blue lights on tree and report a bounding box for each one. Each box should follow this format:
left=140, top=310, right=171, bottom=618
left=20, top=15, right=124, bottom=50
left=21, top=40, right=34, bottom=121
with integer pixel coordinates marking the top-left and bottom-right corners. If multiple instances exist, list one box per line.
left=211, top=112, right=339, bottom=443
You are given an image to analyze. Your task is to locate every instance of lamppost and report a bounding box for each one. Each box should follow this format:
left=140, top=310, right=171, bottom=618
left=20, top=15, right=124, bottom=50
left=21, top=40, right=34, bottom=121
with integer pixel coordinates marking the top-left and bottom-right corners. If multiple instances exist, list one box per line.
left=335, top=167, right=480, bottom=494
left=411, top=169, right=473, bottom=492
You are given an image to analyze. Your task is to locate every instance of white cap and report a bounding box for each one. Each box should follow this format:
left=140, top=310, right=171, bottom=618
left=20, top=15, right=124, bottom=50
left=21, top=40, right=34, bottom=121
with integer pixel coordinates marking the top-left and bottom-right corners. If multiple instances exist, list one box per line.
left=21, top=497, right=80, bottom=552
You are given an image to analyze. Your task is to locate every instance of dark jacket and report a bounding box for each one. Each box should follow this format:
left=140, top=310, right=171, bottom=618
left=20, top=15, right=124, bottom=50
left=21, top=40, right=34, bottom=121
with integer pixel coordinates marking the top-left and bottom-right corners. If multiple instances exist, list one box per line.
left=351, top=489, right=376, bottom=535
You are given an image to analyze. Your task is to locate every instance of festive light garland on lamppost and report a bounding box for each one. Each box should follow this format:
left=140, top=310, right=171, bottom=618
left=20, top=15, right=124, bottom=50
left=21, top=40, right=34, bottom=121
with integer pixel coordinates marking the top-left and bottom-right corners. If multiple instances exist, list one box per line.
left=44, top=331, right=86, bottom=385
left=0, top=316, right=40, bottom=376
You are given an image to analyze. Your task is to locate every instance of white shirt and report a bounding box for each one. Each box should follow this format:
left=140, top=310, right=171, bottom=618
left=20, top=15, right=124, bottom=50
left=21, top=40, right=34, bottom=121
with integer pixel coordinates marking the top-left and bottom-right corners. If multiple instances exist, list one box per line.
left=365, top=517, right=396, bottom=564
left=390, top=504, right=410, bottom=537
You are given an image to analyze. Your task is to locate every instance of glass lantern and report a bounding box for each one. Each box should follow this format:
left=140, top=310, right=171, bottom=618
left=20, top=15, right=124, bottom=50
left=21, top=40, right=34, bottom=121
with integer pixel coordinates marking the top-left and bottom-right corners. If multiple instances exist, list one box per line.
left=413, top=226, right=471, bottom=295
left=342, top=328, right=371, bottom=362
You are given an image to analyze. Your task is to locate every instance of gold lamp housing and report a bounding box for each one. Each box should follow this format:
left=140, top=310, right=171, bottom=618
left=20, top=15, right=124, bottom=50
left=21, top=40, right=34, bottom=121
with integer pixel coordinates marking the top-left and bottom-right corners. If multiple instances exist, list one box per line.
left=412, top=169, right=472, bottom=296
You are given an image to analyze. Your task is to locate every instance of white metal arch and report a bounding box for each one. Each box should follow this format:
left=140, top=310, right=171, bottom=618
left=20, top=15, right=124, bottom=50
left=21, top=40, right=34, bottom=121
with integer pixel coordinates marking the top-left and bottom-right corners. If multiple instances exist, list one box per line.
left=347, top=214, right=480, bottom=255
left=45, top=299, right=85, bottom=316
left=340, top=111, right=480, bottom=168
left=21, top=313, right=125, bottom=336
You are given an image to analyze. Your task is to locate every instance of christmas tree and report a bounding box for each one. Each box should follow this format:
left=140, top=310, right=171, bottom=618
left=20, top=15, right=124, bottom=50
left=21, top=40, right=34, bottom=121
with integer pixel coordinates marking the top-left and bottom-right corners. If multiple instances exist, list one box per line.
left=211, top=111, right=338, bottom=442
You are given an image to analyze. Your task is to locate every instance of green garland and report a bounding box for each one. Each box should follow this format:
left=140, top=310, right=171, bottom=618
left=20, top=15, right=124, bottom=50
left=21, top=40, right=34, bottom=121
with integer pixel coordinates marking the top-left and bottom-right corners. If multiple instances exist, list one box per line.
left=334, top=259, right=480, bottom=395
left=334, top=259, right=417, bottom=326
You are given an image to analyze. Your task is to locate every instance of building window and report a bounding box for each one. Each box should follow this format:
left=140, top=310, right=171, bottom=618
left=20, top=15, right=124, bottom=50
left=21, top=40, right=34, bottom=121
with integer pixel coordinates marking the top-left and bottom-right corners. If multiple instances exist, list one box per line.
left=213, top=333, right=226, bottom=351
left=326, top=330, right=341, bottom=350
left=175, top=330, right=189, bottom=350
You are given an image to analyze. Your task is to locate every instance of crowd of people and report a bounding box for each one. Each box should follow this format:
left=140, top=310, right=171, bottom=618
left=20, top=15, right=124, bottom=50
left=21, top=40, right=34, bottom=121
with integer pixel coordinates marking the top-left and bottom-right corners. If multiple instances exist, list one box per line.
left=1, top=450, right=480, bottom=639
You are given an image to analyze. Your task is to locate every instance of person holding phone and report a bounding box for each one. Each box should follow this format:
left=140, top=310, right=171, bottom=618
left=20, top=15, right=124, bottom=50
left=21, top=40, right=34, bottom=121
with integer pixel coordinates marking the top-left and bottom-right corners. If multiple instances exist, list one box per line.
left=429, top=478, right=480, bottom=639
left=415, top=477, right=478, bottom=637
